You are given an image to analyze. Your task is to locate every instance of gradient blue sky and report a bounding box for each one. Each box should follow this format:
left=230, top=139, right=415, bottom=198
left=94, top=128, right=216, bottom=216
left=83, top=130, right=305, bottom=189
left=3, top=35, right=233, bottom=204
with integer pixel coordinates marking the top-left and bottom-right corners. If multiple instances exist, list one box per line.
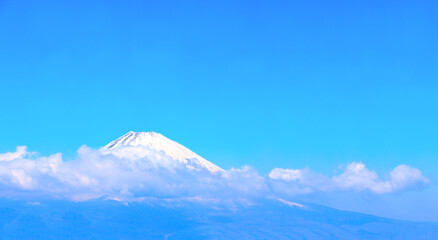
left=1, top=0, right=437, bottom=179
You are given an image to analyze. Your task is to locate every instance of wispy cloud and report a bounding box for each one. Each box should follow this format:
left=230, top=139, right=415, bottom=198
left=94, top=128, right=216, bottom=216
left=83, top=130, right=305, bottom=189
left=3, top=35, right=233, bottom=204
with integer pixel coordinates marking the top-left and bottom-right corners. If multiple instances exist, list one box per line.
left=0, top=146, right=29, bottom=162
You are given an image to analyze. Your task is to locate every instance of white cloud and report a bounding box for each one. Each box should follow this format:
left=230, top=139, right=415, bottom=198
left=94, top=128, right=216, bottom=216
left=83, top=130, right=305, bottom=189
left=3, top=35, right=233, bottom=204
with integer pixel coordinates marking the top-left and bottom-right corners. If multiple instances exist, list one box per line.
left=0, top=146, right=430, bottom=201
left=268, top=168, right=332, bottom=195
left=0, top=146, right=29, bottom=162
left=0, top=146, right=268, bottom=200
left=269, top=168, right=302, bottom=181
left=389, top=164, right=430, bottom=191
left=333, top=162, right=392, bottom=193
left=270, top=162, right=429, bottom=194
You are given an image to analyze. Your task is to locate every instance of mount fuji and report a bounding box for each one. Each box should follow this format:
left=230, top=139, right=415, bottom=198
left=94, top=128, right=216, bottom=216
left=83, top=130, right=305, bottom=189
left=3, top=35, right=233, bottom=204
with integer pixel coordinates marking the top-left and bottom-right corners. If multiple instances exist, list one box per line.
left=101, top=131, right=223, bottom=173
left=0, top=132, right=437, bottom=239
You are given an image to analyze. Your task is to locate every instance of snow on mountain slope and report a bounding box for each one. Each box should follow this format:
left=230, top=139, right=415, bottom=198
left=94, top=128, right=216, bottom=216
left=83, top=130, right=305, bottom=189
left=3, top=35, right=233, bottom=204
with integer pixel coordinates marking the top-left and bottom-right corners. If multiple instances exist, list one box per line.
left=101, top=131, right=223, bottom=173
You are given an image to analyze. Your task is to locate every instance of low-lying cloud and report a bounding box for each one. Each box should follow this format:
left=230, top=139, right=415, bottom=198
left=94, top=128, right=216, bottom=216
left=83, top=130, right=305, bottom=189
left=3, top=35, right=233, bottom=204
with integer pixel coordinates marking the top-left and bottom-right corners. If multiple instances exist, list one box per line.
left=0, top=146, right=430, bottom=201
left=269, top=162, right=429, bottom=194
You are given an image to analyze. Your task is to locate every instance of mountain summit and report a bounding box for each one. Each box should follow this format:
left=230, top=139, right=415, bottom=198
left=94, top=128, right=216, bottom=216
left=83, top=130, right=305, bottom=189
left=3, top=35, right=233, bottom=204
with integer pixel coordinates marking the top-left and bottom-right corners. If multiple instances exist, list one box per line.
left=101, top=131, right=223, bottom=173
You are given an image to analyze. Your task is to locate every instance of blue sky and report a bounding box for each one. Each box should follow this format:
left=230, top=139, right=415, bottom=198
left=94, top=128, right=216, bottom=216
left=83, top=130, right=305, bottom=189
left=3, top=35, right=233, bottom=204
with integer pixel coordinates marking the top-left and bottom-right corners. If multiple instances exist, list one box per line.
left=0, top=0, right=437, bottom=220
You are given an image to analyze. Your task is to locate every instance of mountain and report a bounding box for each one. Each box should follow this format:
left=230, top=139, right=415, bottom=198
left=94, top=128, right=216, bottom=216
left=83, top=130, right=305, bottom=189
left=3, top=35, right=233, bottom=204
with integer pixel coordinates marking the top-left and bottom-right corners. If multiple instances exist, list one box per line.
left=0, top=198, right=436, bottom=240
left=101, top=131, right=223, bottom=173
left=0, top=132, right=437, bottom=239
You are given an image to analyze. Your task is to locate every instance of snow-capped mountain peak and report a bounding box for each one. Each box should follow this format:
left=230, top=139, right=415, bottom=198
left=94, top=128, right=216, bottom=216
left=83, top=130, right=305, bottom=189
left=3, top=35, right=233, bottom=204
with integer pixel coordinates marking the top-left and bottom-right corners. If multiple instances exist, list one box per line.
left=101, top=131, right=223, bottom=173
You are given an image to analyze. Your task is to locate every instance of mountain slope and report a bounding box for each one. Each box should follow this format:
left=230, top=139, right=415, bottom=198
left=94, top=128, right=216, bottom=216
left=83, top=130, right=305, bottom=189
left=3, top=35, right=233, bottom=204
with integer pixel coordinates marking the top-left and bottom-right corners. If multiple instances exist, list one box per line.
left=101, top=131, right=223, bottom=173
left=0, top=198, right=436, bottom=240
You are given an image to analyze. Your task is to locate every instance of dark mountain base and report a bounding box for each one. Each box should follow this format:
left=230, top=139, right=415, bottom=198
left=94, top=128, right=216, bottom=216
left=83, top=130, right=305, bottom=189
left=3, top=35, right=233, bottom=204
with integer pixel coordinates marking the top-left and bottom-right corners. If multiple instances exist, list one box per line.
left=0, top=198, right=436, bottom=240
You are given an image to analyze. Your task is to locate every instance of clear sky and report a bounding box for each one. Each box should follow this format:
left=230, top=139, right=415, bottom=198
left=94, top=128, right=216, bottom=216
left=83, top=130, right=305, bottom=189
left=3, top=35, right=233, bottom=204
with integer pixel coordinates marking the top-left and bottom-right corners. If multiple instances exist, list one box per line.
left=1, top=0, right=437, bottom=214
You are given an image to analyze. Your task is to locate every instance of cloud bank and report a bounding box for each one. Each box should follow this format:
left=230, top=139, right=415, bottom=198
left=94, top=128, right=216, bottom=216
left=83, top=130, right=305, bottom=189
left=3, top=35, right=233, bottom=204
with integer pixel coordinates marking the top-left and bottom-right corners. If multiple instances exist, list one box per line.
left=0, top=146, right=430, bottom=201
left=269, top=162, right=429, bottom=194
